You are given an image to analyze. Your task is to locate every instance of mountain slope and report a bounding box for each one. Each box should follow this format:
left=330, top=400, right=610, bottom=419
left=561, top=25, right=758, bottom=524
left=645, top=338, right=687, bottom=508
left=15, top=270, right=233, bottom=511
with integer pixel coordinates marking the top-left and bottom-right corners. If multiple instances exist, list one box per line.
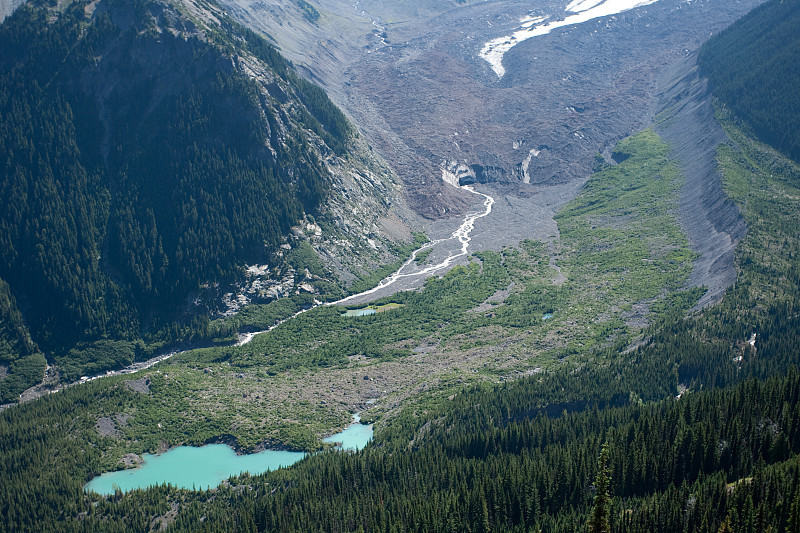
left=697, top=0, right=800, bottom=163
left=0, top=0, right=408, bottom=396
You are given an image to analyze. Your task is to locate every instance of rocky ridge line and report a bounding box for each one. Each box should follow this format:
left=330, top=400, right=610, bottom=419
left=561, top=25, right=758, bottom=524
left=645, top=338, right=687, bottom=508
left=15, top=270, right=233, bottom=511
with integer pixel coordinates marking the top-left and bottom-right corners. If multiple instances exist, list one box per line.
left=655, top=54, right=747, bottom=309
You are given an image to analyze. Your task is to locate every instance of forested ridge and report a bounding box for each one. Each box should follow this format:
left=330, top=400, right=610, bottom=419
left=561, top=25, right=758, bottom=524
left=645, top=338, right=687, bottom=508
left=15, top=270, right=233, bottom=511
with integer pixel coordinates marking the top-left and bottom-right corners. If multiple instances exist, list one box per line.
left=698, top=0, right=800, bottom=163
left=0, top=0, right=353, bottom=397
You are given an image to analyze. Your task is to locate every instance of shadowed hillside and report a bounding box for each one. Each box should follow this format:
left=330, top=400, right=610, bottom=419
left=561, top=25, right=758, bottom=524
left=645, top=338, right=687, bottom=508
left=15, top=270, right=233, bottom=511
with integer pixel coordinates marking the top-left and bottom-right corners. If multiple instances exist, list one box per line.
left=0, top=0, right=367, bottom=396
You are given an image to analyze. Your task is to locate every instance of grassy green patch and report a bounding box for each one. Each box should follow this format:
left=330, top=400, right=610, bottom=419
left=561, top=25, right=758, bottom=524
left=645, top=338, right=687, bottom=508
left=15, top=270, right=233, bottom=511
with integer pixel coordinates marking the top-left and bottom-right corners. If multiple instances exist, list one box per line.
left=414, top=248, right=433, bottom=265
left=373, top=303, right=404, bottom=313
left=556, top=129, right=695, bottom=304
left=487, top=129, right=697, bottom=352
left=712, top=104, right=800, bottom=319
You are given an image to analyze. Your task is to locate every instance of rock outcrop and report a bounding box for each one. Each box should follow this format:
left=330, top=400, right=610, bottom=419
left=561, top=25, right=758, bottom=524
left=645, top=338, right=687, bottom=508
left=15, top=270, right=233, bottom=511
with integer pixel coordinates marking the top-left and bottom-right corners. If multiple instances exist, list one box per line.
left=0, top=0, right=27, bottom=23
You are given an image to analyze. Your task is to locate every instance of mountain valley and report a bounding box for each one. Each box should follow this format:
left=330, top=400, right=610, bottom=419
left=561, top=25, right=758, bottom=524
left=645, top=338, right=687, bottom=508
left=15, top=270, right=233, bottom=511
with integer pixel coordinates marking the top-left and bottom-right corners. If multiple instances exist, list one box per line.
left=2, top=0, right=800, bottom=531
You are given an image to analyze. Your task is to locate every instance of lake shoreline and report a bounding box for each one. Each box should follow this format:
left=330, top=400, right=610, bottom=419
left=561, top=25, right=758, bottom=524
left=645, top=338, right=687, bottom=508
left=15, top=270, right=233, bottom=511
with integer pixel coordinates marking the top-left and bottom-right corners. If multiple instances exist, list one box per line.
left=85, top=416, right=373, bottom=495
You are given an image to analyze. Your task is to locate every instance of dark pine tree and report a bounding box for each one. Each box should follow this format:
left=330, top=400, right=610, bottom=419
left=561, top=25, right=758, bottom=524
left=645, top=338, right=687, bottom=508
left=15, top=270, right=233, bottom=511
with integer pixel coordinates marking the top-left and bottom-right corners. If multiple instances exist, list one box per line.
left=588, top=444, right=612, bottom=533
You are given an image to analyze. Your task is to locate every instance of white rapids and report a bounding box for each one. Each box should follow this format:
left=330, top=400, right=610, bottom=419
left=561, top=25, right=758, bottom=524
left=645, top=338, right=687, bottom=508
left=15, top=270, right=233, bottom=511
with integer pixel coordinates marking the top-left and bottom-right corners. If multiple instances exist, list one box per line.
left=335, top=185, right=494, bottom=305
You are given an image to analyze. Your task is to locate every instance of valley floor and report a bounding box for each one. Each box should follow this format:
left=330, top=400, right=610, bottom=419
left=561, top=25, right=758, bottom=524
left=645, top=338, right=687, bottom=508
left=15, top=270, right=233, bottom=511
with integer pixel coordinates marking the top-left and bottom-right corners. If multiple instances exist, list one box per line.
left=42, top=126, right=699, bottom=460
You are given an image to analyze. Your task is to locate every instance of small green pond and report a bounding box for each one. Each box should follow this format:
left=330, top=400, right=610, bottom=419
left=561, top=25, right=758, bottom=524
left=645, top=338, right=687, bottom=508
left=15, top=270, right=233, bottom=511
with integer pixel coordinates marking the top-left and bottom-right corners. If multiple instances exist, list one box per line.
left=322, top=414, right=372, bottom=451
left=342, top=308, right=376, bottom=317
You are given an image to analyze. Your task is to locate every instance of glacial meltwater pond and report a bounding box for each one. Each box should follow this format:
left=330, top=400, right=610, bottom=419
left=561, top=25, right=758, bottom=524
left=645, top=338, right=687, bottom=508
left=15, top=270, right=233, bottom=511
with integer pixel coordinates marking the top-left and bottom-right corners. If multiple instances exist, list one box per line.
left=85, top=418, right=373, bottom=495
left=322, top=414, right=372, bottom=451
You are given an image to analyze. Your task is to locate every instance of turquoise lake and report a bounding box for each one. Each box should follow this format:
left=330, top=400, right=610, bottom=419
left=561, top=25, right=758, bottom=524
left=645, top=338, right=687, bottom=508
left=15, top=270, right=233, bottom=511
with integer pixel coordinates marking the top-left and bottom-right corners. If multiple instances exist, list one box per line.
left=85, top=419, right=373, bottom=495
left=322, top=414, right=372, bottom=451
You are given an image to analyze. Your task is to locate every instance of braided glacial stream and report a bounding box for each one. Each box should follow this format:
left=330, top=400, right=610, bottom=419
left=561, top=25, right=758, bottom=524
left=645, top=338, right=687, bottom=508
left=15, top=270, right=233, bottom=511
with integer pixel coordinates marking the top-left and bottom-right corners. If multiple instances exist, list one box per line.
left=21, top=186, right=493, bottom=398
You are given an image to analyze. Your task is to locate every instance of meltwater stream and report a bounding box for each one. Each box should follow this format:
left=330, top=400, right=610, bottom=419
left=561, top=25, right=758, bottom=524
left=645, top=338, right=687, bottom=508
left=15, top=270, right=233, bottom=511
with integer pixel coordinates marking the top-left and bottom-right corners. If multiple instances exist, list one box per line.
left=335, top=185, right=494, bottom=305
left=236, top=184, right=494, bottom=342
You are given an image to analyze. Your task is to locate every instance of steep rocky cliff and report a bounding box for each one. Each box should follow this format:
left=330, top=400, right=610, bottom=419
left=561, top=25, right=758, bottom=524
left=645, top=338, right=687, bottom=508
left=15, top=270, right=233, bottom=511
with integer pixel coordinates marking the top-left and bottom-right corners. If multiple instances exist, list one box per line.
left=0, top=0, right=27, bottom=22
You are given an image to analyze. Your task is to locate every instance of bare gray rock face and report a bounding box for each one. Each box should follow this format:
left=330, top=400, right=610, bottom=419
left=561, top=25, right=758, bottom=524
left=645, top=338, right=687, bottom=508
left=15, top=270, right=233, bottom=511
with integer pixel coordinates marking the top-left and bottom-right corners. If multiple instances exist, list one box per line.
left=655, top=55, right=747, bottom=309
left=0, top=0, right=27, bottom=23
left=96, top=417, right=120, bottom=438
left=125, top=377, right=151, bottom=394
left=121, top=453, right=143, bottom=467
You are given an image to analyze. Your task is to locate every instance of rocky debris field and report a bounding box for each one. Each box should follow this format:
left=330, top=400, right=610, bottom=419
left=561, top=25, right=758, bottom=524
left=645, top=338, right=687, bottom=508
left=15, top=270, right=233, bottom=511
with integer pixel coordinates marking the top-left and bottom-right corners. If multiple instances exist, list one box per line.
left=339, top=0, right=763, bottom=217
left=221, top=0, right=763, bottom=234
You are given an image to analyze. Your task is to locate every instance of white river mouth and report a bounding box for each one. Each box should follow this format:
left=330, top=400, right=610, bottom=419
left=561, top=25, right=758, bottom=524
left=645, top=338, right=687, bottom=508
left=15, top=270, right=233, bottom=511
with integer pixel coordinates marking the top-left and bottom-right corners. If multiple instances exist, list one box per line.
left=479, top=0, right=661, bottom=78
left=334, top=185, right=495, bottom=305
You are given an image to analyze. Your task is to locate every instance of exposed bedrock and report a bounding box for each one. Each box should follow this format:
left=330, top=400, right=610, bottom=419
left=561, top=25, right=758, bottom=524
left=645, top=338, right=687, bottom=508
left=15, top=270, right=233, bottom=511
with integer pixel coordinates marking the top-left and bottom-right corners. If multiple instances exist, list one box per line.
left=0, top=0, right=27, bottom=23
left=655, top=54, right=747, bottom=309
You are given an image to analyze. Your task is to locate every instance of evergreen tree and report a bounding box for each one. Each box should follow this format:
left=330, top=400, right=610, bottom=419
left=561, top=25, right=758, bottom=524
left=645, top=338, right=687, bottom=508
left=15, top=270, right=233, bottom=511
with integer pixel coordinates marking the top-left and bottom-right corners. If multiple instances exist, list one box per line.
left=588, top=444, right=612, bottom=533
left=788, top=488, right=800, bottom=533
